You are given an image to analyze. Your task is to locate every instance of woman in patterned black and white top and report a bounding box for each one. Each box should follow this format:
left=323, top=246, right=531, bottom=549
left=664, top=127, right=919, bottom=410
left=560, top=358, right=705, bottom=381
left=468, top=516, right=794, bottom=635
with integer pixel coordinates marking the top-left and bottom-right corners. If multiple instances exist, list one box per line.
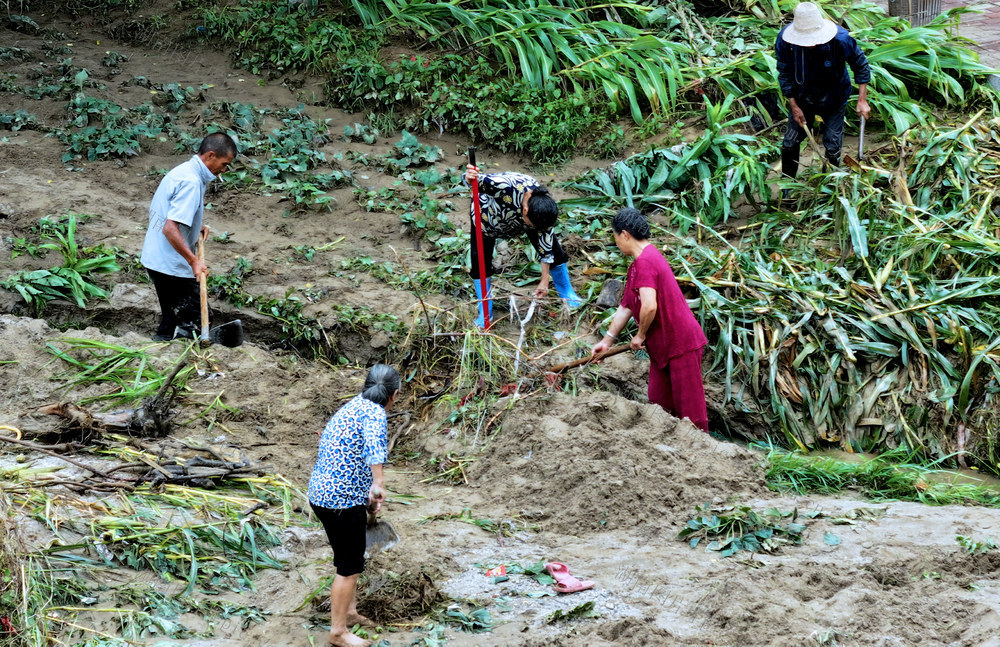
left=308, top=364, right=400, bottom=647
left=464, top=165, right=582, bottom=327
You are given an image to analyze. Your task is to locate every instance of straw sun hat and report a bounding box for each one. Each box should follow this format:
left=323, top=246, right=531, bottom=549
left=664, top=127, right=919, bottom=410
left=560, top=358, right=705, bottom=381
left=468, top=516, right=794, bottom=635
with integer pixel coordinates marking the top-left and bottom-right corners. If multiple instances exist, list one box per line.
left=781, top=2, right=838, bottom=46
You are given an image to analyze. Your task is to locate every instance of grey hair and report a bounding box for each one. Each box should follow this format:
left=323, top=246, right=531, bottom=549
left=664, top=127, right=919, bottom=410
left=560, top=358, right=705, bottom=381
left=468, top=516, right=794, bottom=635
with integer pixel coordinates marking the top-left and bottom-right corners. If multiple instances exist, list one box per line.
left=361, top=364, right=401, bottom=406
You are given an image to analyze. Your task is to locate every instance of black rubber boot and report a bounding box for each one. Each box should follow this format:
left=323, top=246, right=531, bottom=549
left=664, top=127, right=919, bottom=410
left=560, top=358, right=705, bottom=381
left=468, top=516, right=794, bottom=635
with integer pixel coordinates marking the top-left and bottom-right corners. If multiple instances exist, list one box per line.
left=781, top=146, right=799, bottom=180
left=826, top=150, right=841, bottom=167
left=780, top=146, right=799, bottom=205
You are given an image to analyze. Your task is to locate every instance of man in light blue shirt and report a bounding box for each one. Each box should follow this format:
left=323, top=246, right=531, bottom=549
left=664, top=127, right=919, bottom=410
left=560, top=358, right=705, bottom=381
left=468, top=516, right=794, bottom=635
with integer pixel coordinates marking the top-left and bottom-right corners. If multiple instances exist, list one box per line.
left=140, top=133, right=237, bottom=341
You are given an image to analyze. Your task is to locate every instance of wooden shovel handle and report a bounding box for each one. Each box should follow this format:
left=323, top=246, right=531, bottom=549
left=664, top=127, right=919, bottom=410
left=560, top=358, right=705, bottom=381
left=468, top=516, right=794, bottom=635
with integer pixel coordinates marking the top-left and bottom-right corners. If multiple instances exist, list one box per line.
left=197, top=232, right=209, bottom=345
left=803, top=124, right=829, bottom=169
left=547, top=343, right=632, bottom=374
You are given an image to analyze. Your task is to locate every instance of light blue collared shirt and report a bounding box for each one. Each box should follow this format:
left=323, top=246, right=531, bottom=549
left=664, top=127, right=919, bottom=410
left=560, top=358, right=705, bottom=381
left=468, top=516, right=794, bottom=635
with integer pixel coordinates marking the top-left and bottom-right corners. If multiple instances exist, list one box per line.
left=140, top=155, right=215, bottom=278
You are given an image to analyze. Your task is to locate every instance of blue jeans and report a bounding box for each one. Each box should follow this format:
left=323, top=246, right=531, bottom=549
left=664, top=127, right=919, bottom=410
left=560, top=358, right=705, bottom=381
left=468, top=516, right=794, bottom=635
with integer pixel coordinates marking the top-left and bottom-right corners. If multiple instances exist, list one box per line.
left=781, top=100, right=847, bottom=178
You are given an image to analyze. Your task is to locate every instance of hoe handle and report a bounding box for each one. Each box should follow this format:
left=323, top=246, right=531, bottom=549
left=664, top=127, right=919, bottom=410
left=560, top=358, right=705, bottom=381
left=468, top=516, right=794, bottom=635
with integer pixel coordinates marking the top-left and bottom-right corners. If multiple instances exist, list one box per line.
left=547, top=343, right=632, bottom=374
left=198, top=232, right=210, bottom=346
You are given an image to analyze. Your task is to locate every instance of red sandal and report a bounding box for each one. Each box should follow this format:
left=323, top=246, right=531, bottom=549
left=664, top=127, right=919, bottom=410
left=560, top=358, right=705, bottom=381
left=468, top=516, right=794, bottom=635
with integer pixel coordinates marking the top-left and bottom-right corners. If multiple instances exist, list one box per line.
left=545, top=561, right=595, bottom=594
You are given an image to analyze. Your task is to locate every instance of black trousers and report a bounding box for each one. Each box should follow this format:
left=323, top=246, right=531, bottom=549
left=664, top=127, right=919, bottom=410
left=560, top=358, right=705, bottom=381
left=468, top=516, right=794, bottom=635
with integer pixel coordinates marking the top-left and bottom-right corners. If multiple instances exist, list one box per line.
left=781, top=100, right=847, bottom=179
left=146, top=268, right=200, bottom=339
left=469, top=230, right=570, bottom=280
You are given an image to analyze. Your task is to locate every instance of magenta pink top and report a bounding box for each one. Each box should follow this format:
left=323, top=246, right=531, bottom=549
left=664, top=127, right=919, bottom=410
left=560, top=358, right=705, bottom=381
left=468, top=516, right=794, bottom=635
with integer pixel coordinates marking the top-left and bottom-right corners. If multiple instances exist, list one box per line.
left=621, top=244, right=707, bottom=368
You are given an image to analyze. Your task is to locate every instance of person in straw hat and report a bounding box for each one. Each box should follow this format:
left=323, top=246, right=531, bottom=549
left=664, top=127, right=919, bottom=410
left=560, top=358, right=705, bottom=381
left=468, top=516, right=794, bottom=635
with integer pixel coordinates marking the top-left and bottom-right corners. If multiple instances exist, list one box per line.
left=776, top=2, right=870, bottom=194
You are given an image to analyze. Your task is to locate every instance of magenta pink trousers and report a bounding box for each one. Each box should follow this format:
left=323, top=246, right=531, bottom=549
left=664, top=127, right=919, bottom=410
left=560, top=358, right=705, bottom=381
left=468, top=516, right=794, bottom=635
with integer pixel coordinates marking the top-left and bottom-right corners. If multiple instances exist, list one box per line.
left=648, top=347, right=708, bottom=432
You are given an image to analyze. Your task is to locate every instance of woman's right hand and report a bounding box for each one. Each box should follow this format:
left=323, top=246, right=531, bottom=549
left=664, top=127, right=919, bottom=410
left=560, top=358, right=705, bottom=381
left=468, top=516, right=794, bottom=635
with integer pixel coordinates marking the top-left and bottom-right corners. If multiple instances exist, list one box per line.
left=464, top=164, right=479, bottom=184
left=368, top=485, right=385, bottom=514
left=591, top=339, right=611, bottom=358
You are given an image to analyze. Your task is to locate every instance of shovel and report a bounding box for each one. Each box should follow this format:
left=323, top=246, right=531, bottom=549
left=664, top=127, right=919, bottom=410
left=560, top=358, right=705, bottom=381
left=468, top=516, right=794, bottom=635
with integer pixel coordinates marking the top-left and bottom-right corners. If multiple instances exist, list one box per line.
left=196, top=234, right=245, bottom=348
left=844, top=116, right=866, bottom=171
left=365, top=506, right=399, bottom=556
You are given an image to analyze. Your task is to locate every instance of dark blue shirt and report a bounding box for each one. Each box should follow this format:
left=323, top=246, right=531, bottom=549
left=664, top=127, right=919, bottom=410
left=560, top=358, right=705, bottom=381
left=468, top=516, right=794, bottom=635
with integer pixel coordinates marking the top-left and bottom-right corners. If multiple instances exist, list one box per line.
left=775, top=25, right=871, bottom=108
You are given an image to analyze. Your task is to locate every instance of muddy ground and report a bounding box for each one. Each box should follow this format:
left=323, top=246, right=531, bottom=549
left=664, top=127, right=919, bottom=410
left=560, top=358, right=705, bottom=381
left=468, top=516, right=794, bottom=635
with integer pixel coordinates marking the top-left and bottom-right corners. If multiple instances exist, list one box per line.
left=2, top=7, right=1000, bottom=647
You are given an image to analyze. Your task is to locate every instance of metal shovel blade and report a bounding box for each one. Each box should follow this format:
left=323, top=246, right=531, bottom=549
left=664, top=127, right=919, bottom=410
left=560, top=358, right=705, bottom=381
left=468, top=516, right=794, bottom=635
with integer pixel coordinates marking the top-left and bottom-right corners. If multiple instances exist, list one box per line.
left=365, top=517, right=400, bottom=556
left=209, top=319, right=244, bottom=347
left=858, top=116, right=866, bottom=161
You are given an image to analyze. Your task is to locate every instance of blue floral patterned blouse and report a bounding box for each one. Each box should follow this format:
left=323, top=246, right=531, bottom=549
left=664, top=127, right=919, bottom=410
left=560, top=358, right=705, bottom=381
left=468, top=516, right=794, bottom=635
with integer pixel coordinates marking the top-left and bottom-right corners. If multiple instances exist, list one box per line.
left=308, top=395, right=388, bottom=510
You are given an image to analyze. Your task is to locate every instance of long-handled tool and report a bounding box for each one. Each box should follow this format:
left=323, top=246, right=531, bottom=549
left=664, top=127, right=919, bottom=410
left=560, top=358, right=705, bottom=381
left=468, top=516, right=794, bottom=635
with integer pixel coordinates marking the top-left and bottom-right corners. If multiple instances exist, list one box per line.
left=547, top=343, right=632, bottom=374
left=469, top=147, right=490, bottom=330
left=803, top=124, right=831, bottom=170
left=197, top=232, right=211, bottom=347
left=858, top=115, right=866, bottom=161
left=196, top=234, right=245, bottom=348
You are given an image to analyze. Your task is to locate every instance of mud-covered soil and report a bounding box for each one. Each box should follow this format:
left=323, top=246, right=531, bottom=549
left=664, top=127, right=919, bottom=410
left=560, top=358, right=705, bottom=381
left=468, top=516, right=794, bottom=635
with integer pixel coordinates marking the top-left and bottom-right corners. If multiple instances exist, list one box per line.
left=2, top=6, right=1000, bottom=647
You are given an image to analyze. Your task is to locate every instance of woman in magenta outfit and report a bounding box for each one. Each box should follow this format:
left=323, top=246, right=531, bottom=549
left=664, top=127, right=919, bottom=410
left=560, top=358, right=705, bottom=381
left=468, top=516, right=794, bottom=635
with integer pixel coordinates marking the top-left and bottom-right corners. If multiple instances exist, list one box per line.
left=591, top=208, right=709, bottom=431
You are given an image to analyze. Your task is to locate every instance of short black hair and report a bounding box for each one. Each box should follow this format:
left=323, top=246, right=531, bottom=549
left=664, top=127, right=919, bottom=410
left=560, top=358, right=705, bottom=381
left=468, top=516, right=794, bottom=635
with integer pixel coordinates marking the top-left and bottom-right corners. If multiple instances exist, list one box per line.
left=526, top=186, right=558, bottom=230
left=198, top=132, right=238, bottom=158
left=612, top=207, right=651, bottom=240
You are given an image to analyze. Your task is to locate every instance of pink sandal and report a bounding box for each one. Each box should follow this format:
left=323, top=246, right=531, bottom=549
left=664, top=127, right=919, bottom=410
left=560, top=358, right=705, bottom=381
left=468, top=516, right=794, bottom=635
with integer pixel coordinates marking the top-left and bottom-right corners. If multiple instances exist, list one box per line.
left=545, top=562, right=595, bottom=594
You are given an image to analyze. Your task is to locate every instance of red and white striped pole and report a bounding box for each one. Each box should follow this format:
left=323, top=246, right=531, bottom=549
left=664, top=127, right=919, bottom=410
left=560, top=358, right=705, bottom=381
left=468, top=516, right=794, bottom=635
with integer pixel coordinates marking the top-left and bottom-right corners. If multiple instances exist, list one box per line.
left=469, top=147, right=490, bottom=330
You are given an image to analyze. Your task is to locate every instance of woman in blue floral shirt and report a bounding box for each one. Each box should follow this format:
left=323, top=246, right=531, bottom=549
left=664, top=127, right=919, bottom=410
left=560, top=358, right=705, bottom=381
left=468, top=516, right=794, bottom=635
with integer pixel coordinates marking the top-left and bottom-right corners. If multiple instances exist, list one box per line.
left=308, top=364, right=400, bottom=647
left=464, top=165, right=582, bottom=327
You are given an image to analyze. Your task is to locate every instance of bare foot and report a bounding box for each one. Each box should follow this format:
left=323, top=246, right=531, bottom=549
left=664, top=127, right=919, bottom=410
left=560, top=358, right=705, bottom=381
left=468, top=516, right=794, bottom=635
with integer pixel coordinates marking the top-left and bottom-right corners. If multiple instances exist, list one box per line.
left=347, top=612, right=376, bottom=627
left=327, top=631, right=371, bottom=647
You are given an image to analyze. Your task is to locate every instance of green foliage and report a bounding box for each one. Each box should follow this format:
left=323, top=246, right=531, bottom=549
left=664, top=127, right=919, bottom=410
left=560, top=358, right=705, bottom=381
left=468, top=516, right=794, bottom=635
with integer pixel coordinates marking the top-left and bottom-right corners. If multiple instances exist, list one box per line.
left=565, top=95, right=777, bottom=229
left=153, top=82, right=206, bottom=113
left=837, top=5, right=999, bottom=130
left=765, top=448, right=1000, bottom=507
left=0, top=109, right=40, bottom=131
left=328, top=304, right=406, bottom=340
left=293, top=245, right=315, bottom=262
left=327, top=53, right=612, bottom=162
left=546, top=601, right=598, bottom=624
left=0, top=72, right=19, bottom=93
left=389, top=130, right=442, bottom=170
left=344, top=122, right=379, bottom=144
left=956, top=535, right=997, bottom=554
left=678, top=504, right=807, bottom=556
left=47, top=337, right=194, bottom=407
left=100, top=50, right=128, bottom=68
left=58, top=95, right=167, bottom=162
left=22, top=57, right=99, bottom=101
left=209, top=258, right=329, bottom=352
left=347, top=0, right=684, bottom=123
left=0, top=45, right=32, bottom=62
left=437, top=603, right=493, bottom=633
left=2, top=214, right=120, bottom=314
left=505, top=561, right=556, bottom=586
left=196, top=0, right=373, bottom=75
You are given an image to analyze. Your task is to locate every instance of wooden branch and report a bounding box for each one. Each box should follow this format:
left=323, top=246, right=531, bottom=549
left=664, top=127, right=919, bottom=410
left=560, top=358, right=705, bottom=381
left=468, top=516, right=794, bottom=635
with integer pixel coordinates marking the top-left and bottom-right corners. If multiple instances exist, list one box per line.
left=0, top=434, right=121, bottom=480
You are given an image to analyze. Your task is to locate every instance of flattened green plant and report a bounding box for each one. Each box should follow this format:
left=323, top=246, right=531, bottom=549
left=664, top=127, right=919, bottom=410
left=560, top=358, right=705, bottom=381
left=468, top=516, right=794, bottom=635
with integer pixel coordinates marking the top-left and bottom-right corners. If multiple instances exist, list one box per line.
left=678, top=504, right=807, bottom=556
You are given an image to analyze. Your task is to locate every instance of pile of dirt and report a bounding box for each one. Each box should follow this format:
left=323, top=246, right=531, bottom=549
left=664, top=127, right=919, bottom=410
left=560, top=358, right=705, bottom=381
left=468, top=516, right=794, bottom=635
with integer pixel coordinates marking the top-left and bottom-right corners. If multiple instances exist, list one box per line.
left=309, top=552, right=446, bottom=625
left=522, top=617, right=678, bottom=647
left=467, top=390, right=768, bottom=536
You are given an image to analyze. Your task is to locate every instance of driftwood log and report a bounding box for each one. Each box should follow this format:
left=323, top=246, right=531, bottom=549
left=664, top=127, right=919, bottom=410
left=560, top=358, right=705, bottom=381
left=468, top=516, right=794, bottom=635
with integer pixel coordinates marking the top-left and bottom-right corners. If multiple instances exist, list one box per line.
left=18, top=349, right=191, bottom=442
left=0, top=433, right=266, bottom=493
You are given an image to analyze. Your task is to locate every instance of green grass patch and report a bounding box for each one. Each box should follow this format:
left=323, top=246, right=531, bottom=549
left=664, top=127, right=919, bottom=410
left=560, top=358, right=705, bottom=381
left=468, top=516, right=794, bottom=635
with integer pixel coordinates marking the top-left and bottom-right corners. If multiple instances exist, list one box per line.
left=765, top=448, right=1000, bottom=507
